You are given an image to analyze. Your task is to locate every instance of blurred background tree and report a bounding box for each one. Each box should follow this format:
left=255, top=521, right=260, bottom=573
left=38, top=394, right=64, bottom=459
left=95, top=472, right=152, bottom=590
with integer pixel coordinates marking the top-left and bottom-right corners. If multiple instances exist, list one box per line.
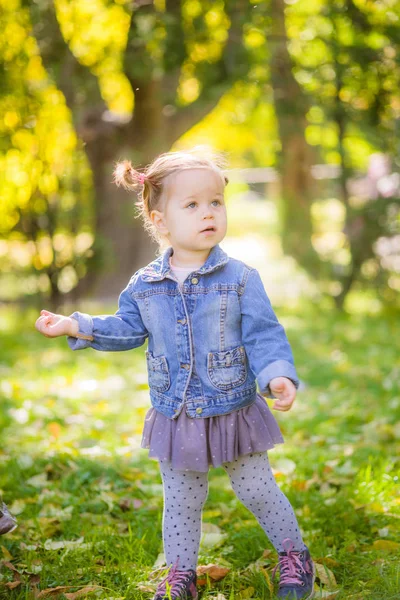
left=1, top=0, right=400, bottom=310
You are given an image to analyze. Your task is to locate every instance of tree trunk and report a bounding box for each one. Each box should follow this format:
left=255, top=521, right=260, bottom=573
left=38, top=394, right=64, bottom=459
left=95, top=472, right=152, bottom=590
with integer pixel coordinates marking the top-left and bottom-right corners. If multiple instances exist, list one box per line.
left=269, top=0, right=321, bottom=276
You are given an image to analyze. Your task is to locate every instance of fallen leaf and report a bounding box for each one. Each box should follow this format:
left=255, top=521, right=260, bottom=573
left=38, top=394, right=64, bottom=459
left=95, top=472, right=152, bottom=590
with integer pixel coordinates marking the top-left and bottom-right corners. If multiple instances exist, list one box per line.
left=5, top=581, right=22, bottom=590
left=238, top=586, right=255, bottom=598
left=372, top=540, right=400, bottom=551
left=196, top=564, right=230, bottom=582
left=202, top=522, right=222, bottom=533
left=315, top=557, right=340, bottom=569
left=135, top=582, right=156, bottom=593
left=260, top=567, right=274, bottom=595
left=1, top=545, right=13, bottom=561
left=271, top=458, right=296, bottom=476
left=151, top=552, right=166, bottom=570
left=26, top=473, right=48, bottom=488
left=313, top=588, right=341, bottom=599
left=44, top=538, right=90, bottom=551
left=2, top=561, right=20, bottom=573
left=9, top=499, right=26, bottom=515
left=200, top=523, right=227, bottom=549
left=37, top=586, right=70, bottom=598
left=20, top=542, right=38, bottom=551
left=200, top=532, right=228, bottom=549
left=314, top=562, right=337, bottom=587
left=64, top=585, right=103, bottom=599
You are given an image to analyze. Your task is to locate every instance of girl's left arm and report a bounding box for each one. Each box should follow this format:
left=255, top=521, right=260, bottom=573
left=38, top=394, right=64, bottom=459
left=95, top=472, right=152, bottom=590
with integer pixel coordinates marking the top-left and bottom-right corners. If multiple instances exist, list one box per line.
left=240, top=268, right=299, bottom=399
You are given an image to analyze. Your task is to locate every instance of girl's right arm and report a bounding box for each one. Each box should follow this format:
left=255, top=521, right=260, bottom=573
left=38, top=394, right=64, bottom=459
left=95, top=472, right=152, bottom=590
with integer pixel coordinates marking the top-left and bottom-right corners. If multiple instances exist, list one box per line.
left=35, top=278, right=149, bottom=352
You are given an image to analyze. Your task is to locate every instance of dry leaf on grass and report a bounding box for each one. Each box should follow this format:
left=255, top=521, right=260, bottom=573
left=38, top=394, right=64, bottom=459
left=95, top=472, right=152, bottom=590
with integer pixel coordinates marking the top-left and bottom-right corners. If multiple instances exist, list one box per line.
left=1, top=545, right=13, bottom=561
left=5, top=581, right=22, bottom=590
left=315, top=557, right=340, bottom=569
left=314, top=562, right=337, bottom=588
left=238, top=585, right=255, bottom=598
left=2, top=560, right=22, bottom=589
left=372, top=539, right=400, bottom=551
left=135, top=582, right=157, bottom=593
left=260, top=567, right=274, bottom=595
left=64, top=585, right=103, bottom=599
left=196, top=563, right=231, bottom=585
left=36, top=586, right=71, bottom=598
left=313, top=588, right=341, bottom=599
left=44, top=538, right=90, bottom=551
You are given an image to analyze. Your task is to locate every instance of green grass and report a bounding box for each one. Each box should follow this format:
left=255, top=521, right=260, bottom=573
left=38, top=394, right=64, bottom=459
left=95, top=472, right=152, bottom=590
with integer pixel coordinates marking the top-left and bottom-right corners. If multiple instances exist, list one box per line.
left=0, top=303, right=399, bottom=599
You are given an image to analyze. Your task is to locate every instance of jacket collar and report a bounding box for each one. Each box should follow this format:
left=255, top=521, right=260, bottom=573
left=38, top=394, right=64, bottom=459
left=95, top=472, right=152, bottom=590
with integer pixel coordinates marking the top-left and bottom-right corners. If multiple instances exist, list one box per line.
left=140, top=243, right=229, bottom=282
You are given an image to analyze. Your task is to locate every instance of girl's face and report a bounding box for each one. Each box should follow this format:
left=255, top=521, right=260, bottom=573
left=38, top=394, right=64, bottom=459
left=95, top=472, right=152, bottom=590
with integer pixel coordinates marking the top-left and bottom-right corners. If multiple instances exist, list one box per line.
left=151, top=168, right=227, bottom=254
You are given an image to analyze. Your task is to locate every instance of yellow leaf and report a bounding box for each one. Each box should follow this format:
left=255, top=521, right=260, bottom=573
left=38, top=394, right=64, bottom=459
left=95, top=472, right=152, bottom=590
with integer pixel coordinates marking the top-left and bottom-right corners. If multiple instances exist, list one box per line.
left=372, top=540, right=400, bottom=551
left=314, top=562, right=337, bottom=587
left=238, top=586, right=255, bottom=598
left=1, top=545, right=13, bottom=561
left=261, top=567, right=274, bottom=595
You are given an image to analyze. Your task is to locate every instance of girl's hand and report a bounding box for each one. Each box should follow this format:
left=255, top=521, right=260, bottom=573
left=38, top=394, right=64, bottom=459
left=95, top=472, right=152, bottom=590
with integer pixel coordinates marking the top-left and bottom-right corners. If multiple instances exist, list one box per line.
left=267, top=377, right=297, bottom=412
left=35, top=310, right=78, bottom=338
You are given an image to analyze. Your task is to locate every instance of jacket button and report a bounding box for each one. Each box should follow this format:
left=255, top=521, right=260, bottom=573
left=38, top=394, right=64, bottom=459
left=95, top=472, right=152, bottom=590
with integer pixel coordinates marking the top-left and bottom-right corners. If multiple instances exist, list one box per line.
left=178, top=318, right=187, bottom=325
left=181, top=363, right=190, bottom=370
left=196, top=407, right=203, bottom=414
left=191, top=277, right=199, bottom=284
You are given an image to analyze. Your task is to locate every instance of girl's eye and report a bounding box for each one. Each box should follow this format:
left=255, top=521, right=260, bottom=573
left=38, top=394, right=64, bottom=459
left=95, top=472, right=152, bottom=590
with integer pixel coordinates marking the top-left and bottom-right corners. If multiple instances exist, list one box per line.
left=185, top=199, right=222, bottom=208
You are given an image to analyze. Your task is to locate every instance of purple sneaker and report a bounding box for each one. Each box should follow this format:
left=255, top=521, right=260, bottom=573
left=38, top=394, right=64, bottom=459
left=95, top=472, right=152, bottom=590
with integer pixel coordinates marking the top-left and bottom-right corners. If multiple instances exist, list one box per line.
left=0, top=503, right=17, bottom=535
left=273, top=538, right=315, bottom=599
left=151, top=557, right=198, bottom=600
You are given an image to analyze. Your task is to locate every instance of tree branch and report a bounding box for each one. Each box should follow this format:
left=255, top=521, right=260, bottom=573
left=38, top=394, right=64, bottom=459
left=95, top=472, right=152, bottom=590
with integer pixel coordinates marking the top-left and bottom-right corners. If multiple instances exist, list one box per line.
left=27, top=1, right=106, bottom=126
left=168, top=0, right=251, bottom=143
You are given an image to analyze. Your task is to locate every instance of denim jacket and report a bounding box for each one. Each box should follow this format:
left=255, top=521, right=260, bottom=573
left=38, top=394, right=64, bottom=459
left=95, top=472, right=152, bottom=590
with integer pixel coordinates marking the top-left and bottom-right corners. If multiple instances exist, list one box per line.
left=67, top=243, right=299, bottom=420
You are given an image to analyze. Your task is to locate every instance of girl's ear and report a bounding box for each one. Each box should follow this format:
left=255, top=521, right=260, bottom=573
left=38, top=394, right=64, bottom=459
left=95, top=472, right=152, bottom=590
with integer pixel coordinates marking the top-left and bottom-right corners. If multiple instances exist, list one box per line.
left=150, top=209, right=169, bottom=236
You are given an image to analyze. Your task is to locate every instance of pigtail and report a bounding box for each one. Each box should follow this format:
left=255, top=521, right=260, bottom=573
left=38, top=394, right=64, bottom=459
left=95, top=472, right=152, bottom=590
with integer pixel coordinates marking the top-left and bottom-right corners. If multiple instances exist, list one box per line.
left=113, top=160, right=146, bottom=190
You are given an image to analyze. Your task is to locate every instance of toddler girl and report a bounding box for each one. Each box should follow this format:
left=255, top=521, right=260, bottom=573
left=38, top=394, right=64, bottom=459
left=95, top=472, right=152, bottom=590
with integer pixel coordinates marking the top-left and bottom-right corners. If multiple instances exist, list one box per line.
left=35, top=149, right=315, bottom=599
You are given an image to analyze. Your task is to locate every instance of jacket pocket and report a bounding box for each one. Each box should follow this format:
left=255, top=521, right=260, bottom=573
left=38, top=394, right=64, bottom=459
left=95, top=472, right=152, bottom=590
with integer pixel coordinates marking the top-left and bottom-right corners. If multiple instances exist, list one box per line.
left=207, top=345, right=247, bottom=391
left=145, top=351, right=171, bottom=393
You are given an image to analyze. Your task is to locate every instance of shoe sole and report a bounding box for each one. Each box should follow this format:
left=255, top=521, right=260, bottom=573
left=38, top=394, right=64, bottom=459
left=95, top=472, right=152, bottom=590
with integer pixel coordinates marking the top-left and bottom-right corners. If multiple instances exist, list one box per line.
left=308, top=561, right=316, bottom=599
left=0, top=523, right=18, bottom=535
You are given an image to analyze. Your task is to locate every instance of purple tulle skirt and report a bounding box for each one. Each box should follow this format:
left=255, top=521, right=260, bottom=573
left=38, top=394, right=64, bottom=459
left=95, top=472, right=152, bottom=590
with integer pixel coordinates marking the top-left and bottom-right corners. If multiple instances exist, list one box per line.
left=140, top=393, right=284, bottom=472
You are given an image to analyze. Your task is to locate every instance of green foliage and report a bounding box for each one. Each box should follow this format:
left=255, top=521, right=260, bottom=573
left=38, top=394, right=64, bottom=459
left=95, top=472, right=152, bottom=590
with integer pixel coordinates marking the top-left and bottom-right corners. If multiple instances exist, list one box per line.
left=2, top=0, right=400, bottom=306
left=0, top=0, right=94, bottom=299
left=0, top=302, right=399, bottom=598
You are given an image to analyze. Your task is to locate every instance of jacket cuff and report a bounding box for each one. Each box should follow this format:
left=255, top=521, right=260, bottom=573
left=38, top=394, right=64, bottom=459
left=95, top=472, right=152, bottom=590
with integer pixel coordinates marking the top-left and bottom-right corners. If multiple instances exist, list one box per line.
left=257, top=360, right=299, bottom=399
left=66, top=312, right=94, bottom=350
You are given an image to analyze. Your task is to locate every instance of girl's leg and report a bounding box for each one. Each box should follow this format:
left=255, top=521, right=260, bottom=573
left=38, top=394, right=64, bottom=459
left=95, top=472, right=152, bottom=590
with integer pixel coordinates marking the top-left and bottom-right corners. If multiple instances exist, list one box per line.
left=159, top=460, right=209, bottom=570
left=221, top=451, right=306, bottom=553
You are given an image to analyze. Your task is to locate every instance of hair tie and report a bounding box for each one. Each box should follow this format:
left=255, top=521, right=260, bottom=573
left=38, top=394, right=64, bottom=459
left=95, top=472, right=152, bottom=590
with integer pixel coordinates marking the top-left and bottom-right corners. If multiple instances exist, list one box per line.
left=138, top=173, right=146, bottom=185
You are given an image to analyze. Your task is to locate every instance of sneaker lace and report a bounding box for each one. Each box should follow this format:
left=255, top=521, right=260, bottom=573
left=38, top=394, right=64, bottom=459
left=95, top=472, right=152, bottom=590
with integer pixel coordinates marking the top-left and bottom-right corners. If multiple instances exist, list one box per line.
left=272, top=538, right=308, bottom=587
left=152, top=557, right=193, bottom=597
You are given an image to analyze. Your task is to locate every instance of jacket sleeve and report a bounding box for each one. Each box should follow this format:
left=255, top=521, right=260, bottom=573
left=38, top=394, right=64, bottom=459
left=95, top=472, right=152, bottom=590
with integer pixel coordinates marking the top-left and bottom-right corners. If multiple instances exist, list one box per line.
left=66, top=276, right=148, bottom=352
left=240, top=268, right=299, bottom=398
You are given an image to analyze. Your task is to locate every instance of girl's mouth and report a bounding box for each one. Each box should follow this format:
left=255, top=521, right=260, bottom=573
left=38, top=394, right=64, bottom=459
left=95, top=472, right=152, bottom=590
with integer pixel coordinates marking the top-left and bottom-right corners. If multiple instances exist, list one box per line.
left=200, top=226, right=216, bottom=234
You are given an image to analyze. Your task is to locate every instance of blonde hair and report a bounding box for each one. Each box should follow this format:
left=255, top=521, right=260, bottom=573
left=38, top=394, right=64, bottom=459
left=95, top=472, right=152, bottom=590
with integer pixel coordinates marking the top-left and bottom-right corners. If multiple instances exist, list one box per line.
left=113, top=147, right=229, bottom=251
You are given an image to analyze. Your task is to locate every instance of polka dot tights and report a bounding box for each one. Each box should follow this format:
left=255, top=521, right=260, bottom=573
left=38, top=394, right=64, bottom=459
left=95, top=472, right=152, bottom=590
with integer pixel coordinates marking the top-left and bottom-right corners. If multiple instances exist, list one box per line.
left=159, top=450, right=306, bottom=571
